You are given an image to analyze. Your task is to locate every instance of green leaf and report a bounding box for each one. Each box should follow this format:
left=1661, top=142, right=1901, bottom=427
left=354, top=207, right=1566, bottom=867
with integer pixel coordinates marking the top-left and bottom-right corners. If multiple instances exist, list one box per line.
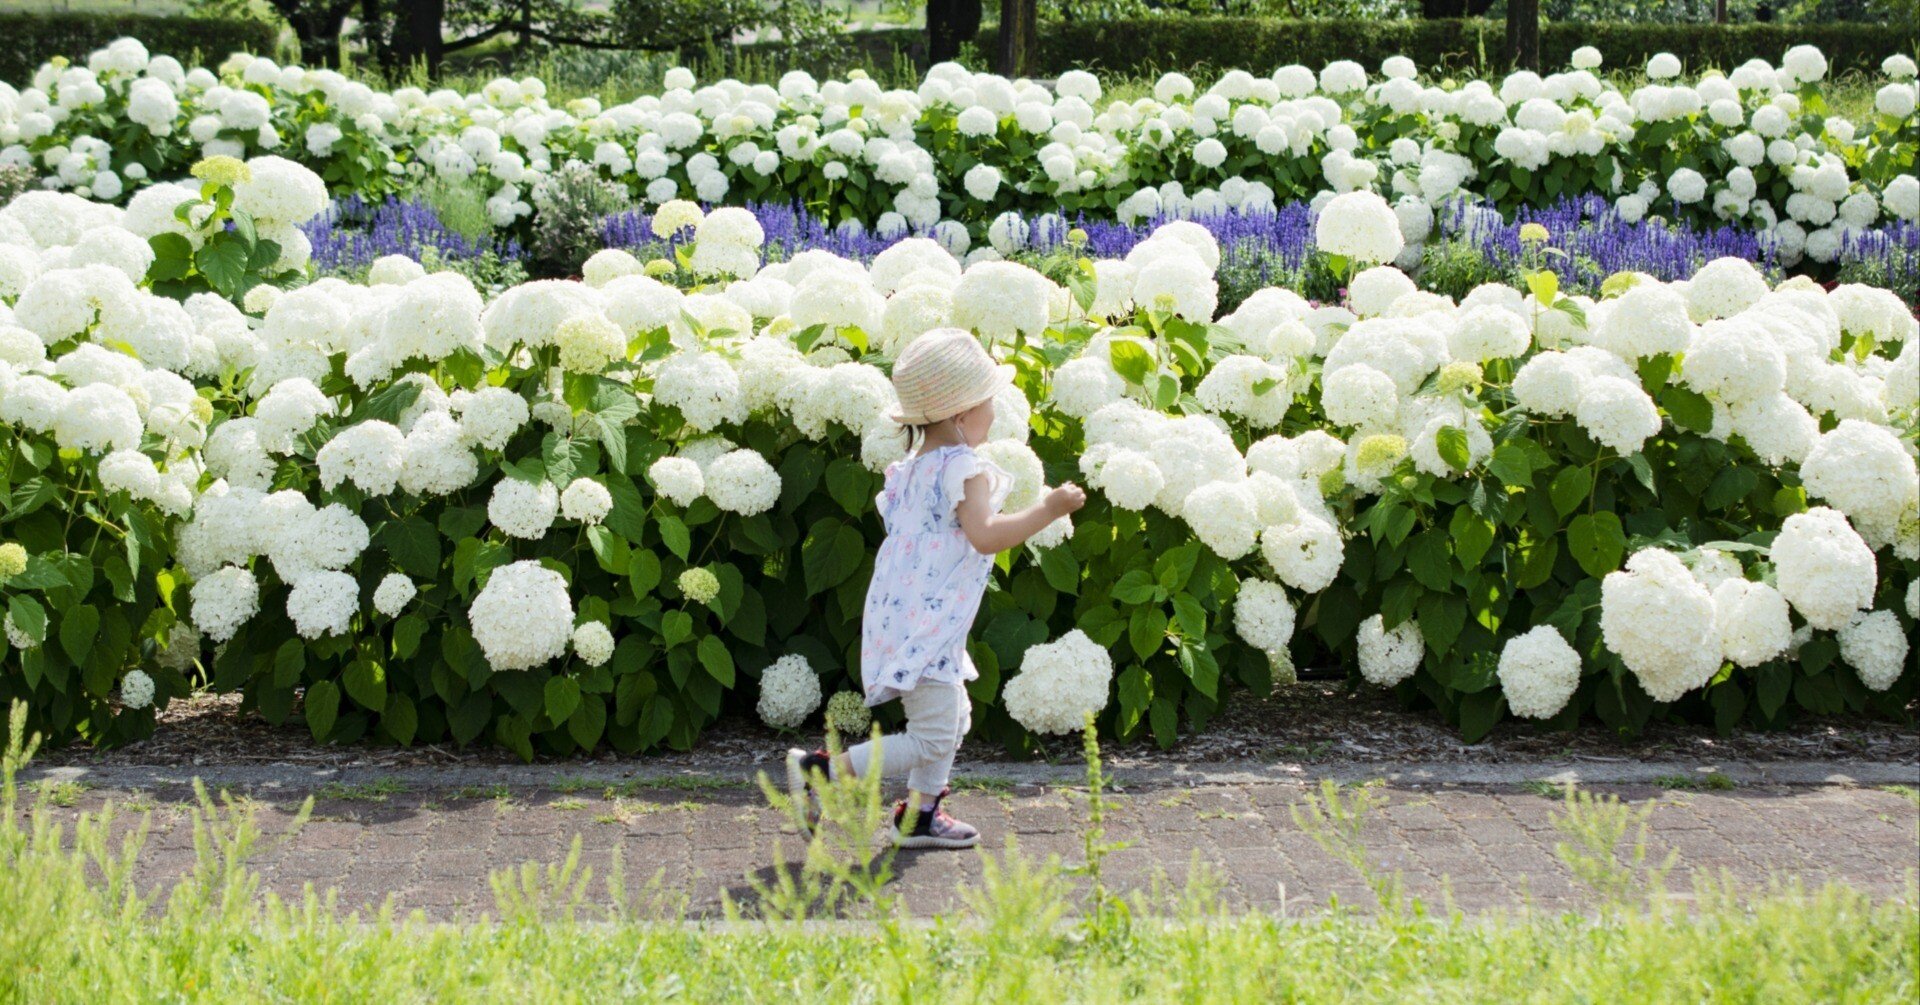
left=273, top=639, right=306, bottom=687
left=304, top=680, right=340, bottom=741
left=354, top=381, right=424, bottom=426
left=6, top=596, right=47, bottom=645
left=449, top=691, right=492, bottom=744
left=58, top=604, right=100, bottom=667
left=1457, top=690, right=1505, bottom=743
left=1128, top=606, right=1169, bottom=663
left=586, top=525, right=629, bottom=575
left=1435, top=426, right=1472, bottom=474
left=1171, top=592, right=1208, bottom=638
left=661, top=610, right=694, bottom=648
left=1449, top=509, right=1496, bottom=568
left=146, top=232, right=194, bottom=282
left=381, top=515, right=441, bottom=579
left=1112, top=568, right=1159, bottom=605
left=544, top=675, right=582, bottom=724
left=194, top=236, right=251, bottom=295
left=1548, top=467, right=1592, bottom=519
left=1177, top=640, right=1219, bottom=699
left=824, top=458, right=872, bottom=517
left=1489, top=441, right=1547, bottom=487
left=382, top=693, right=419, bottom=746
left=1038, top=546, right=1079, bottom=595
left=1108, top=340, right=1153, bottom=385
left=1566, top=512, right=1626, bottom=578
left=657, top=515, right=691, bottom=560
left=1663, top=386, right=1714, bottom=432
left=392, top=614, right=428, bottom=660
left=1117, top=665, right=1151, bottom=729
left=1154, top=543, right=1200, bottom=593
left=605, top=477, right=649, bottom=543
left=1149, top=697, right=1178, bottom=749
left=1414, top=593, right=1464, bottom=657
left=343, top=659, right=387, bottom=712
left=1755, top=663, right=1792, bottom=719
left=1703, top=466, right=1759, bottom=511
left=628, top=549, right=663, bottom=596
left=697, top=635, right=735, bottom=686
left=568, top=697, right=607, bottom=749
left=1406, top=531, right=1454, bottom=592
left=801, top=518, right=864, bottom=597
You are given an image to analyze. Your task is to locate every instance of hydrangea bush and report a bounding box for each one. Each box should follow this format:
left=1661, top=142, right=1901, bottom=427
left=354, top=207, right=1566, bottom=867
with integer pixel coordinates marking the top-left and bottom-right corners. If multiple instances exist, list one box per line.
left=0, top=87, right=1915, bottom=756
left=2, top=39, right=1916, bottom=271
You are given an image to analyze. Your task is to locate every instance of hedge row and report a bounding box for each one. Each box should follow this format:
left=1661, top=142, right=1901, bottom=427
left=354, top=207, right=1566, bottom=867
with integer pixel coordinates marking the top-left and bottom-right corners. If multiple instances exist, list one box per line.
left=980, top=18, right=1919, bottom=77
left=0, top=13, right=279, bottom=85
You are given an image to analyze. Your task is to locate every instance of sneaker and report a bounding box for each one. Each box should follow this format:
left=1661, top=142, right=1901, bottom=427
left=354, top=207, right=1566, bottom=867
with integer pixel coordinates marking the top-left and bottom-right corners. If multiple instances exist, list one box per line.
left=784, top=748, right=832, bottom=830
left=893, top=787, right=979, bottom=849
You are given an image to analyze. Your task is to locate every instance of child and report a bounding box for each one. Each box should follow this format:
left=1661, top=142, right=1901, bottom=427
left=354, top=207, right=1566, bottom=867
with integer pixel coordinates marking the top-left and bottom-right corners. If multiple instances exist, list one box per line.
left=787, top=328, right=1086, bottom=849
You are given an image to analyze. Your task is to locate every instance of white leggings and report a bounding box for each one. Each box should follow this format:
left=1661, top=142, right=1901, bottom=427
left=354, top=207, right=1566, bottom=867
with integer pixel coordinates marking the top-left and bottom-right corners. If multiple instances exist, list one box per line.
left=843, top=679, right=972, bottom=796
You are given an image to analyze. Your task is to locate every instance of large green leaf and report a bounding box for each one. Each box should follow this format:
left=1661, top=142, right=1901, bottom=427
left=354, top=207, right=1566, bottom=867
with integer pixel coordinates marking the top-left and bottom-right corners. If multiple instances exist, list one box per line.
left=544, top=675, right=582, bottom=724
left=304, top=680, right=340, bottom=741
left=697, top=635, right=735, bottom=686
left=58, top=604, right=100, bottom=667
left=1566, top=512, right=1626, bottom=578
left=343, top=659, right=387, bottom=712
left=801, top=518, right=864, bottom=596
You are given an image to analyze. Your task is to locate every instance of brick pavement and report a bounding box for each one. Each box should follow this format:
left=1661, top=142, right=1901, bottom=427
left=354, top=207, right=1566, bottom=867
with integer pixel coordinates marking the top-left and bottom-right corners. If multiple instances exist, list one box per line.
left=18, top=772, right=1918, bottom=920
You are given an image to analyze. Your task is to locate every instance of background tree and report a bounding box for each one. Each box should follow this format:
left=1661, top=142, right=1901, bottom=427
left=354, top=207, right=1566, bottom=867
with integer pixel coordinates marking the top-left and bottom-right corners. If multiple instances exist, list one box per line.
left=928, top=0, right=984, bottom=63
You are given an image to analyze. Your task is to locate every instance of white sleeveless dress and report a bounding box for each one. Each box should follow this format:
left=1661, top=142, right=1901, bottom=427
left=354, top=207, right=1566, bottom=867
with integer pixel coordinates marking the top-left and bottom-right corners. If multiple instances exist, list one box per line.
left=859, top=444, right=1010, bottom=707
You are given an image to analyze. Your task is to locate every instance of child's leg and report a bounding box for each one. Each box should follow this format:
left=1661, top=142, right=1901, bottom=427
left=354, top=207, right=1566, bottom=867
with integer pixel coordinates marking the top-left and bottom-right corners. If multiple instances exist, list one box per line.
left=905, top=680, right=971, bottom=805
left=841, top=681, right=964, bottom=792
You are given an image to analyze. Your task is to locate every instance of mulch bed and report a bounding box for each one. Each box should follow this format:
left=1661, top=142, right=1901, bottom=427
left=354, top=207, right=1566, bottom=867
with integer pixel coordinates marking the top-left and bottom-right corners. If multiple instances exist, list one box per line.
left=35, top=684, right=1919, bottom=772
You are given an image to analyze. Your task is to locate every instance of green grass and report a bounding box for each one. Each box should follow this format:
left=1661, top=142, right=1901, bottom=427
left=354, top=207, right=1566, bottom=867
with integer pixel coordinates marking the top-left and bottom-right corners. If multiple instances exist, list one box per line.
left=1652, top=772, right=1738, bottom=792
left=2, top=707, right=1914, bottom=1001
left=313, top=778, right=408, bottom=802
left=1882, top=785, right=1920, bottom=808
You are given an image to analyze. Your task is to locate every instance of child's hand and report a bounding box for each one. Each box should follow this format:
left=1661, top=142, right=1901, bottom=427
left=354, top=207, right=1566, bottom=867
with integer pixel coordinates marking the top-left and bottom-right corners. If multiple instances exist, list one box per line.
left=1044, top=483, right=1087, bottom=517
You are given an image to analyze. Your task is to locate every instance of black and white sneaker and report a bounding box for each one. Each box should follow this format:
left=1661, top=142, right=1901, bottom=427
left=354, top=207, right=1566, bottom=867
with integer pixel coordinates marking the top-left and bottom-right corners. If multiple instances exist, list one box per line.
left=784, top=748, right=832, bottom=829
left=893, top=787, right=980, bottom=849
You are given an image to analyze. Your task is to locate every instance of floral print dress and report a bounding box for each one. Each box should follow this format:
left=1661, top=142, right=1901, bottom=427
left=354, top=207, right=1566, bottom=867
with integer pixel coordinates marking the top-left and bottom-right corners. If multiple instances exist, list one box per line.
left=860, top=444, right=1011, bottom=707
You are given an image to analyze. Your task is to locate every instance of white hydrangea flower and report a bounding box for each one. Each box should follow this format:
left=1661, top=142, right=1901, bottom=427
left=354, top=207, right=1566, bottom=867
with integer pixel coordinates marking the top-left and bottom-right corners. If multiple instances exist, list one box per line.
left=1091, top=449, right=1163, bottom=511
left=1573, top=376, right=1661, bottom=455
left=1710, top=578, right=1792, bottom=668
left=372, top=573, right=416, bottom=617
left=1001, top=629, right=1114, bottom=735
left=648, top=456, right=706, bottom=506
left=1496, top=626, right=1581, bottom=719
left=287, top=570, right=358, bottom=639
left=119, top=669, right=156, bottom=710
left=1771, top=507, right=1877, bottom=630
left=1261, top=514, right=1343, bottom=594
left=488, top=478, right=559, bottom=539
left=572, top=621, right=615, bottom=667
left=1600, top=548, right=1721, bottom=702
left=316, top=420, right=405, bottom=496
left=191, top=565, right=260, bottom=643
left=1182, top=481, right=1261, bottom=560
left=469, top=561, right=573, bottom=671
left=704, top=449, right=781, bottom=515
left=1314, top=190, right=1404, bottom=265
left=757, top=653, right=822, bottom=730
left=1356, top=614, right=1423, bottom=687
left=1234, top=580, right=1296, bottom=653
left=1838, top=610, right=1908, bottom=692
left=559, top=478, right=613, bottom=524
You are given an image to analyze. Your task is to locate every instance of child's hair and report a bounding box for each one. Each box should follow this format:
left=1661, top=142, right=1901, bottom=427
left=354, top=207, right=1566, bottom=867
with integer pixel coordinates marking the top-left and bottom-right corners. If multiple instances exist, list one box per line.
left=902, top=423, right=928, bottom=455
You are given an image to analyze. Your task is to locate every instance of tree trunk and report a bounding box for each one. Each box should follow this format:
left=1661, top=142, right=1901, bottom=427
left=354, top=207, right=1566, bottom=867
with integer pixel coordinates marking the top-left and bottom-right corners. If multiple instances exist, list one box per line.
left=392, top=0, right=447, bottom=77
left=994, top=0, right=1035, bottom=77
left=1505, top=0, right=1539, bottom=72
left=280, top=2, right=354, bottom=67
left=927, top=0, right=982, bottom=64
left=1715, top=0, right=1728, bottom=23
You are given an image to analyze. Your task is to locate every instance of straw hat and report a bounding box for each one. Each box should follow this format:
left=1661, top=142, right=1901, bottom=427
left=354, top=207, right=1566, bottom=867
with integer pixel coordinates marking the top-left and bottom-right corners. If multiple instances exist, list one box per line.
left=888, top=328, right=1009, bottom=426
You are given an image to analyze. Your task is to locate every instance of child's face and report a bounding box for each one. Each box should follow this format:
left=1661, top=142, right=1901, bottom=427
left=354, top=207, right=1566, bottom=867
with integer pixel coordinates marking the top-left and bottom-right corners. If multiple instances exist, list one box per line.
left=954, top=398, right=995, bottom=446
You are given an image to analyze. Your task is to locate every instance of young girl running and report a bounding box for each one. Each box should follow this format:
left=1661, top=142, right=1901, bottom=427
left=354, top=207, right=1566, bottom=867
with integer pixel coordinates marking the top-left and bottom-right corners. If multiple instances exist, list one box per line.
left=787, top=328, right=1086, bottom=849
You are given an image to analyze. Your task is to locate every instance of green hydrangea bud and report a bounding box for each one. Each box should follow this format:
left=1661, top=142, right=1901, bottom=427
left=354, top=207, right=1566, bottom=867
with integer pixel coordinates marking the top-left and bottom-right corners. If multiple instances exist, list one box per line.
left=1437, top=361, right=1484, bottom=394
left=823, top=691, right=872, bottom=737
left=1518, top=222, right=1550, bottom=244
left=1355, top=433, right=1408, bottom=474
left=0, top=542, right=27, bottom=581
left=678, top=567, right=720, bottom=605
left=642, top=258, right=676, bottom=278
left=190, top=155, right=252, bottom=187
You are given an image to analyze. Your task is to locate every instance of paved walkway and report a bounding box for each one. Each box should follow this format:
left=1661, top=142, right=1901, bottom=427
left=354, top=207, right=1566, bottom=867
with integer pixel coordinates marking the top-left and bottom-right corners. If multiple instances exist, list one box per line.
left=18, top=761, right=1919, bottom=920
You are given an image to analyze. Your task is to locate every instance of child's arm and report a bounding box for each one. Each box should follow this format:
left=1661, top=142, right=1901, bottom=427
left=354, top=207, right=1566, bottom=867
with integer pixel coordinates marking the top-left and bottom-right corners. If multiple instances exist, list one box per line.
left=956, top=476, right=1086, bottom=555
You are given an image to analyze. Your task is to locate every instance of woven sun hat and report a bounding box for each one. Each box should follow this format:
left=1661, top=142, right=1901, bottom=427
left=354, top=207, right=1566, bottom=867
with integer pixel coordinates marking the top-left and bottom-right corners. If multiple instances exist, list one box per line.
left=888, top=327, right=1009, bottom=426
